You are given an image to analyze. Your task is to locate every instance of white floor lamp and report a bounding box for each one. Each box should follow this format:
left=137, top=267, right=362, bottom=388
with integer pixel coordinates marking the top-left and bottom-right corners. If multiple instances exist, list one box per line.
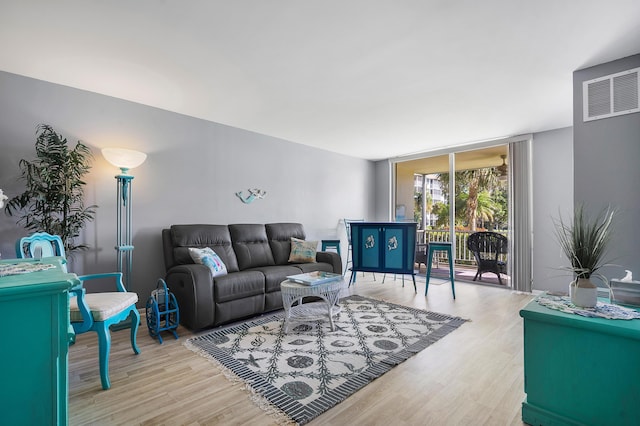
left=102, top=148, right=147, bottom=291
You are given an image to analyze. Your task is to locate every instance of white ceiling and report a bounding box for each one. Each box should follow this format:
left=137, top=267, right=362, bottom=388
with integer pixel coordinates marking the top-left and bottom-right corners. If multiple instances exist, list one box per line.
left=1, top=1, right=639, bottom=160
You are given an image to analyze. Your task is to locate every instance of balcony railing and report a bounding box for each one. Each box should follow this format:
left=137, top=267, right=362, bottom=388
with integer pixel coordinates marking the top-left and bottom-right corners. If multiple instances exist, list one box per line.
left=417, top=229, right=508, bottom=266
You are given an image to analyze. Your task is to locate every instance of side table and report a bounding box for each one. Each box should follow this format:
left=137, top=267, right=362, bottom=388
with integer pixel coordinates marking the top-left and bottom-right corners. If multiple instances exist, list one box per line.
left=321, top=239, right=341, bottom=256
left=280, top=278, right=344, bottom=332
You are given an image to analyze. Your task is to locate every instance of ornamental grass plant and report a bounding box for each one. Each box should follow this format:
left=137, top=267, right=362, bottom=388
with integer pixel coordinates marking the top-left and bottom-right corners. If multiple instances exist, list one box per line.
left=553, top=204, right=616, bottom=283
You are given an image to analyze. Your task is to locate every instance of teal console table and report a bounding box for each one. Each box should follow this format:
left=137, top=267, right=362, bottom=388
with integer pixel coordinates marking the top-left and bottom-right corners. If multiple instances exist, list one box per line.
left=349, top=222, right=417, bottom=291
left=520, top=298, right=640, bottom=426
left=0, top=258, right=77, bottom=425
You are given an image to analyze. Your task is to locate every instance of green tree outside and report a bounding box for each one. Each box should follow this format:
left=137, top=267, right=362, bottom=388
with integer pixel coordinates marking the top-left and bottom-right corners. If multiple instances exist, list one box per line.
left=432, top=168, right=506, bottom=231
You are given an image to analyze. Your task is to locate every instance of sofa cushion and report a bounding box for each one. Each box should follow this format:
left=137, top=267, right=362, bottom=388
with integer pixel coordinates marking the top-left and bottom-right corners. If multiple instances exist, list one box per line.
left=229, top=224, right=275, bottom=270
left=213, top=271, right=265, bottom=303
left=250, top=265, right=305, bottom=293
left=188, top=247, right=228, bottom=277
left=215, top=295, right=265, bottom=326
left=288, top=237, right=318, bottom=263
left=293, top=262, right=335, bottom=274
left=170, top=225, right=239, bottom=272
left=266, top=223, right=306, bottom=265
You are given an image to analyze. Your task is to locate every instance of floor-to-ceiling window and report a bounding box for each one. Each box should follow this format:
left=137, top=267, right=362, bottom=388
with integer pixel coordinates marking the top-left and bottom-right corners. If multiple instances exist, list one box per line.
left=393, top=144, right=512, bottom=287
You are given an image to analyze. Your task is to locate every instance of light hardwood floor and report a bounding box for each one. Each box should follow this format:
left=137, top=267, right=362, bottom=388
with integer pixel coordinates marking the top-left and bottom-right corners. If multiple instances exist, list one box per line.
left=68, top=275, right=533, bottom=425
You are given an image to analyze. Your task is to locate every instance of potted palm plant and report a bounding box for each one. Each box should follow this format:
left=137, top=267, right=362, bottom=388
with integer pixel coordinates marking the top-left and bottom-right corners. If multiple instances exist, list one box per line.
left=553, top=204, right=616, bottom=307
left=4, top=124, right=97, bottom=256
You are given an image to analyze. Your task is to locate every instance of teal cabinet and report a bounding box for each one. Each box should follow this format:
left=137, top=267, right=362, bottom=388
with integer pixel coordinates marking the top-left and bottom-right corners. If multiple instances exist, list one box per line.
left=0, top=258, right=77, bottom=426
left=350, top=222, right=417, bottom=290
left=520, top=299, right=640, bottom=426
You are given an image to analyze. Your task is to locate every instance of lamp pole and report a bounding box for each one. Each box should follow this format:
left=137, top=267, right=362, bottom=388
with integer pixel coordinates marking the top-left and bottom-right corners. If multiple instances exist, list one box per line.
left=102, top=148, right=147, bottom=292
left=115, top=172, right=134, bottom=291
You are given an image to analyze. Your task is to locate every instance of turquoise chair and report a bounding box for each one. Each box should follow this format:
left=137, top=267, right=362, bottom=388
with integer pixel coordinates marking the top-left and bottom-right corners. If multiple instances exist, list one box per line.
left=15, top=232, right=66, bottom=265
left=16, top=232, right=140, bottom=390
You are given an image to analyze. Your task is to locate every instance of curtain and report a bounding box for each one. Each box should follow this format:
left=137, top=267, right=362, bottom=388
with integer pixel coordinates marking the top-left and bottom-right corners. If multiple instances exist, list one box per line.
left=508, top=138, right=533, bottom=293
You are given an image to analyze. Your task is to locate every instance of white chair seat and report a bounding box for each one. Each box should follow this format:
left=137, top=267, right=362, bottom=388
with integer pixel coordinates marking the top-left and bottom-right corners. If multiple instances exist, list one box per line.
left=70, top=292, right=138, bottom=322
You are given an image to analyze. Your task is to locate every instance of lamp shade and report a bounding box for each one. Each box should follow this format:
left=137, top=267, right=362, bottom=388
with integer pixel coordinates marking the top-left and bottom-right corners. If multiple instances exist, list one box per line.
left=102, top=148, right=147, bottom=173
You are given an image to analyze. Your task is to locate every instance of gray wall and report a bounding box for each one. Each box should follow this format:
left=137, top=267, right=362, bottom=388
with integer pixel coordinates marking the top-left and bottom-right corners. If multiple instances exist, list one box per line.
left=0, top=71, right=375, bottom=302
left=373, top=159, right=392, bottom=221
left=573, top=54, right=640, bottom=283
left=531, top=126, right=574, bottom=292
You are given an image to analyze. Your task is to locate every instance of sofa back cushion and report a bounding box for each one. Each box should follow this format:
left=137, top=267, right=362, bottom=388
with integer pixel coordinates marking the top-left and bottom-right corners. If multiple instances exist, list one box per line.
left=266, top=223, right=306, bottom=265
left=167, top=225, right=240, bottom=272
left=229, top=224, right=275, bottom=270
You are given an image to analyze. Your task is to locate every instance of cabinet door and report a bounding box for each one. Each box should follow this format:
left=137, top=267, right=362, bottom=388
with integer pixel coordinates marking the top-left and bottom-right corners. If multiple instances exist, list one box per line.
left=382, top=226, right=405, bottom=270
left=1, top=286, right=69, bottom=425
left=358, top=225, right=381, bottom=269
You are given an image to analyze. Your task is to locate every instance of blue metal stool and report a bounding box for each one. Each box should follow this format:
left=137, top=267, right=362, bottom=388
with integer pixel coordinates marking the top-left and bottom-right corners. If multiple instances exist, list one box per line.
left=425, top=242, right=456, bottom=299
left=321, top=239, right=341, bottom=256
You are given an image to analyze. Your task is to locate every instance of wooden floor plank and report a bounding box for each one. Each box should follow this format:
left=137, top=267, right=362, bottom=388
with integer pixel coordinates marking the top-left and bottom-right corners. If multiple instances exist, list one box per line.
left=68, top=275, right=532, bottom=425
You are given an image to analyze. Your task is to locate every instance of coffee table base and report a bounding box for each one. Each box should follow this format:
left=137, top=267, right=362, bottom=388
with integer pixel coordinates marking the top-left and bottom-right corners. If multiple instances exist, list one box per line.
left=280, top=279, right=344, bottom=333
left=284, top=301, right=341, bottom=333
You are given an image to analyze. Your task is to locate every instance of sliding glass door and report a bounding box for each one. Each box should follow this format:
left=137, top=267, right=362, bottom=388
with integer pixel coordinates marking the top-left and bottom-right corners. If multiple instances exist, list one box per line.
left=393, top=145, right=512, bottom=287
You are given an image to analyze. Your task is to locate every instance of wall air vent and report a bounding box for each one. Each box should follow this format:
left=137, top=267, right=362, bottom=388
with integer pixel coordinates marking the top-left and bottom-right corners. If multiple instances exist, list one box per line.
left=583, top=67, right=639, bottom=122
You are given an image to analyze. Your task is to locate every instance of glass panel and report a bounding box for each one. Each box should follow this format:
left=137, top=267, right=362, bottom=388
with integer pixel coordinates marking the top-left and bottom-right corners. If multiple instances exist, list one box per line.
left=395, top=153, right=449, bottom=238
left=453, top=145, right=509, bottom=232
left=452, top=146, right=510, bottom=286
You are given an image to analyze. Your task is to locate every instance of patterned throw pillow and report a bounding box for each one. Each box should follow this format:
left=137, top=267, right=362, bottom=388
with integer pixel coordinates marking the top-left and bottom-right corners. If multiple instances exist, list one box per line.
left=188, top=247, right=228, bottom=277
left=288, top=237, right=318, bottom=263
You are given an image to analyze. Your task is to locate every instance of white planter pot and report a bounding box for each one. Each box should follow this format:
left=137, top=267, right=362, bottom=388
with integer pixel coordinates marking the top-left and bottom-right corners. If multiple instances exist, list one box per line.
left=570, top=278, right=598, bottom=308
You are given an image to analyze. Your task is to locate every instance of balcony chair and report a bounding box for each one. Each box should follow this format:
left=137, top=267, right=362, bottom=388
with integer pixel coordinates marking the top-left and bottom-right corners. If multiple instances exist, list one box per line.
left=16, top=232, right=140, bottom=390
left=466, top=231, right=508, bottom=285
left=415, top=243, right=429, bottom=272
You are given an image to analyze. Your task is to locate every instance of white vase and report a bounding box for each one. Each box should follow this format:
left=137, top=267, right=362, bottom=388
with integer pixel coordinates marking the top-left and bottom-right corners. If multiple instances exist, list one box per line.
left=570, top=278, right=598, bottom=308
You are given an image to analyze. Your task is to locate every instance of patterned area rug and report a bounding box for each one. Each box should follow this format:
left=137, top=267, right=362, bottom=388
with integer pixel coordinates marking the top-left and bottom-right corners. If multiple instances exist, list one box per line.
left=185, top=295, right=467, bottom=425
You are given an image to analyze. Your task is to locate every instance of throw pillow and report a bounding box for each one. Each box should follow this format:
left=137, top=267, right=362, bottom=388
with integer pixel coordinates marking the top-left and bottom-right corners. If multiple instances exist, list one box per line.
left=288, top=237, right=318, bottom=263
left=188, top=247, right=228, bottom=277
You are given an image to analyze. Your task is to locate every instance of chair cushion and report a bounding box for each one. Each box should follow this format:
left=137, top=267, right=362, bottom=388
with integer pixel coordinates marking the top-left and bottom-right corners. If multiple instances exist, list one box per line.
left=70, top=292, right=138, bottom=322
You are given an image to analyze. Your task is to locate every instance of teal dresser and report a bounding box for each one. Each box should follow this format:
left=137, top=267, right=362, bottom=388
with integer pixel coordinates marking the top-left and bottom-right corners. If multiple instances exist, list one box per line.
left=0, top=258, right=77, bottom=425
left=520, top=298, right=640, bottom=426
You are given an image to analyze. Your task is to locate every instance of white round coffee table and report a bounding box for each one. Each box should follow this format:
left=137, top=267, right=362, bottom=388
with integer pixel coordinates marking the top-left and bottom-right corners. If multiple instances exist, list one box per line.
left=280, top=278, right=344, bottom=333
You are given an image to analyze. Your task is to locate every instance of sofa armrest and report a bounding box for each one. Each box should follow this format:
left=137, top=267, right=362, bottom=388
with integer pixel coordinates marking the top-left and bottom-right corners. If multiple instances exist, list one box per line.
left=316, top=251, right=342, bottom=274
left=165, top=264, right=214, bottom=330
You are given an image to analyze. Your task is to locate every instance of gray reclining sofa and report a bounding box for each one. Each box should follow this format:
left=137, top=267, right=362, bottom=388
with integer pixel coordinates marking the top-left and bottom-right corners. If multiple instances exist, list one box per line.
left=162, top=223, right=342, bottom=330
